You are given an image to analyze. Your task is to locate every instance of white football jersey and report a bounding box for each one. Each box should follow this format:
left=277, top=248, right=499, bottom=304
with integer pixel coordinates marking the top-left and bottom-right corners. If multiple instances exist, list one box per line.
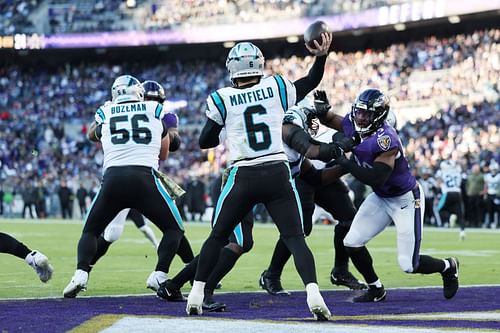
left=485, top=173, right=500, bottom=195
left=206, top=75, right=296, bottom=167
left=95, top=100, right=165, bottom=171
left=436, top=161, right=462, bottom=193
left=283, top=105, right=308, bottom=178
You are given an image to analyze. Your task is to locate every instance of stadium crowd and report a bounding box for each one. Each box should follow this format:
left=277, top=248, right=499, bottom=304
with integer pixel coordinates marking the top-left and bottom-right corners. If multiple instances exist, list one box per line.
left=0, top=28, right=498, bottom=227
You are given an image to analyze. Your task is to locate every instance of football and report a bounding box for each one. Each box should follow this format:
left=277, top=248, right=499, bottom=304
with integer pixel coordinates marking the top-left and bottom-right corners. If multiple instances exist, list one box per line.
left=304, top=20, right=330, bottom=48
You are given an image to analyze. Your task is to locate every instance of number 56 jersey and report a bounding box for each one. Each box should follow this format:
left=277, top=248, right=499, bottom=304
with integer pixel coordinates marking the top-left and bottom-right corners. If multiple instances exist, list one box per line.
left=205, top=75, right=296, bottom=167
left=95, top=100, right=166, bottom=171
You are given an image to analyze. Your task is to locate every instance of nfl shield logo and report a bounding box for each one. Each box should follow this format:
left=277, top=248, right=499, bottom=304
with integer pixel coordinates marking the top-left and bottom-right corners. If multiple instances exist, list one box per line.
left=377, top=135, right=391, bottom=151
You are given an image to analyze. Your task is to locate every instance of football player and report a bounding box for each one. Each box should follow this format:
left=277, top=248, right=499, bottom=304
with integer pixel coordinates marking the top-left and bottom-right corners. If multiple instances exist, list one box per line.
left=63, top=75, right=185, bottom=298
left=435, top=158, right=465, bottom=239
left=186, top=35, right=334, bottom=320
left=259, top=94, right=366, bottom=296
left=0, top=232, right=53, bottom=283
left=316, top=88, right=460, bottom=302
left=483, top=162, right=499, bottom=228
left=87, top=80, right=195, bottom=293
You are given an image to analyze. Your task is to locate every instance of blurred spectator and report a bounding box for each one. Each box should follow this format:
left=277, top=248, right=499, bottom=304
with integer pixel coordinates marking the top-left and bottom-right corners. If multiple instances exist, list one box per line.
left=483, top=162, right=500, bottom=228
left=76, top=182, right=88, bottom=218
left=186, top=176, right=206, bottom=222
left=21, top=182, right=36, bottom=218
left=465, top=164, right=485, bottom=228
left=58, top=179, right=73, bottom=219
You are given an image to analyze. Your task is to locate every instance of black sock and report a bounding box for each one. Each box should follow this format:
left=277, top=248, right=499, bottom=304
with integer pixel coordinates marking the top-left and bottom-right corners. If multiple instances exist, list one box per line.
left=282, top=236, right=317, bottom=285
left=171, top=256, right=199, bottom=289
left=155, top=230, right=183, bottom=273
left=333, top=224, right=350, bottom=269
left=77, top=232, right=98, bottom=272
left=205, top=247, right=240, bottom=291
left=267, top=238, right=291, bottom=277
left=176, top=235, right=194, bottom=264
left=89, top=236, right=112, bottom=268
left=413, top=255, right=446, bottom=274
left=0, top=232, right=31, bottom=259
left=346, top=246, right=378, bottom=284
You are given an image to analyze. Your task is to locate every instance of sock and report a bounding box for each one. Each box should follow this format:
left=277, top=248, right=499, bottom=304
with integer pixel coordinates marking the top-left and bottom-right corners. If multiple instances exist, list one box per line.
left=90, top=236, right=112, bottom=268
left=368, top=279, right=383, bottom=288
left=267, top=238, right=291, bottom=277
left=139, top=224, right=159, bottom=249
left=346, top=246, right=379, bottom=284
left=413, top=255, right=446, bottom=274
left=333, top=224, right=350, bottom=268
left=0, top=232, right=31, bottom=259
left=171, top=256, right=198, bottom=289
left=155, top=230, right=183, bottom=273
left=77, top=232, right=98, bottom=272
left=442, top=259, right=450, bottom=272
left=205, top=247, right=240, bottom=291
left=176, top=235, right=195, bottom=264
left=282, top=236, right=317, bottom=285
left=191, top=280, right=206, bottom=295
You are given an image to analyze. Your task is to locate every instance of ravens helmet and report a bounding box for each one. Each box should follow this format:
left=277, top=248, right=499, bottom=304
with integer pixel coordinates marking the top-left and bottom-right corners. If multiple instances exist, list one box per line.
left=142, top=80, right=166, bottom=103
left=226, top=42, right=265, bottom=85
left=350, top=88, right=390, bottom=136
left=111, top=75, right=144, bottom=103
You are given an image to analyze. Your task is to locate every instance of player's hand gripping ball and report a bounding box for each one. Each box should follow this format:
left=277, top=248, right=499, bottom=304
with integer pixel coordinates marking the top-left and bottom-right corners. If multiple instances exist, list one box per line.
left=304, top=20, right=331, bottom=49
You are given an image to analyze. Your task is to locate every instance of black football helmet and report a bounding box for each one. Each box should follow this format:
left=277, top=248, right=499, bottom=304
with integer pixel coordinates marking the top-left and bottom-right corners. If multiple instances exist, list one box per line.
left=350, top=88, right=390, bottom=136
left=142, top=80, right=166, bottom=103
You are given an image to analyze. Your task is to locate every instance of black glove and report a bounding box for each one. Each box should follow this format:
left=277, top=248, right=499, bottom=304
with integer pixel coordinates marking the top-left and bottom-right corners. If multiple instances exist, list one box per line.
left=313, top=90, right=331, bottom=117
left=332, top=131, right=361, bottom=152
left=318, top=142, right=345, bottom=162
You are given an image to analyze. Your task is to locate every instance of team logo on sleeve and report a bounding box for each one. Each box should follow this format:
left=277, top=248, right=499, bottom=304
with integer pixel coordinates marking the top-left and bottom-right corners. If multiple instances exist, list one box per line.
left=377, top=135, right=392, bottom=151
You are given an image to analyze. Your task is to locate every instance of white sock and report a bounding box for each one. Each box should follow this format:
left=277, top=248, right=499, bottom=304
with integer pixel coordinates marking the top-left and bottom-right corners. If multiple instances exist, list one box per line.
left=24, top=251, right=36, bottom=265
left=442, top=259, right=450, bottom=272
left=191, top=280, right=206, bottom=295
left=368, top=279, right=383, bottom=288
left=306, top=282, right=321, bottom=297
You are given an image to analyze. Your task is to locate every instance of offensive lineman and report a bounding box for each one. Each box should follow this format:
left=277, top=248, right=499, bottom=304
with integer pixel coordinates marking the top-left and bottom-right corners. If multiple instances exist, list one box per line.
left=317, top=88, right=460, bottom=302
left=186, top=35, right=335, bottom=320
left=63, top=75, right=185, bottom=298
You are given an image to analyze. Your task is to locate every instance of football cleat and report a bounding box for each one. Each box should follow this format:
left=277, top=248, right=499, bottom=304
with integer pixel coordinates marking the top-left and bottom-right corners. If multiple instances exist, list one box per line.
left=330, top=269, right=367, bottom=290
left=441, top=257, right=459, bottom=299
left=63, top=269, right=89, bottom=298
left=186, top=290, right=204, bottom=316
left=259, top=270, right=290, bottom=296
left=352, top=285, right=386, bottom=302
left=157, top=280, right=186, bottom=302
left=146, top=271, right=168, bottom=292
left=202, top=296, right=226, bottom=312
left=306, top=293, right=331, bottom=321
left=25, top=251, right=53, bottom=283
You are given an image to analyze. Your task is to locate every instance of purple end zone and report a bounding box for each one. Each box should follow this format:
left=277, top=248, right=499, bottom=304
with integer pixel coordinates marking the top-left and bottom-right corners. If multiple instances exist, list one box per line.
left=1, top=286, right=499, bottom=332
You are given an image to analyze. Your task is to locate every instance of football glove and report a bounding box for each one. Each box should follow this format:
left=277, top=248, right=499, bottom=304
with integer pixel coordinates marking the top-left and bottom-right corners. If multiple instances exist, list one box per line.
left=313, top=90, right=331, bottom=117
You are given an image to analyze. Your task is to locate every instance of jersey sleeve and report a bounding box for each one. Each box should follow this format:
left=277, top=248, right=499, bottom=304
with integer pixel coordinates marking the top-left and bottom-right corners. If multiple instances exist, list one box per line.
left=273, top=75, right=297, bottom=112
left=283, top=108, right=305, bottom=129
left=95, top=106, right=106, bottom=124
left=205, top=91, right=227, bottom=126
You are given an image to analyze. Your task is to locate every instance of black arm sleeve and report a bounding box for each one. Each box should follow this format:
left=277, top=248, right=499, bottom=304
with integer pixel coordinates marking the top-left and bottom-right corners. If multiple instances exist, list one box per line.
left=284, top=126, right=335, bottom=162
left=199, top=118, right=223, bottom=149
left=338, top=160, right=393, bottom=187
left=293, top=55, right=327, bottom=102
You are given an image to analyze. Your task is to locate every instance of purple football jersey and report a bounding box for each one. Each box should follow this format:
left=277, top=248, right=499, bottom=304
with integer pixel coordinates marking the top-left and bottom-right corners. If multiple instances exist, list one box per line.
left=342, top=115, right=416, bottom=197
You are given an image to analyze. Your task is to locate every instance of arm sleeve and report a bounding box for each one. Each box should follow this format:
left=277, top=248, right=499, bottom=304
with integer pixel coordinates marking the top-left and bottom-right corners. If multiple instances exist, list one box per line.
left=338, top=159, right=393, bottom=187
left=293, top=55, right=327, bottom=102
left=199, top=118, right=223, bottom=149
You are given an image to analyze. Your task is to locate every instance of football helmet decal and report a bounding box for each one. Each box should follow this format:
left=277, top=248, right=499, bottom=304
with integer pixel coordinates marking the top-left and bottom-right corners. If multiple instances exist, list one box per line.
left=111, top=75, right=144, bottom=103
left=350, top=88, right=390, bottom=136
left=226, top=42, right=265, bottom=85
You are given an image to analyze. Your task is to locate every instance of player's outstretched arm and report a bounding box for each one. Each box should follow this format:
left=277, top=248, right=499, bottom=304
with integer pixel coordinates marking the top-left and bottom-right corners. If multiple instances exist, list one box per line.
left=199, top=118, right=223, bottom=149
left=87, top=121, right=100, bottom=142
left=299, top=158, right=347, bottom=187
left=294, top=32, right=332, bottom=102
left=337, top=148, right=396, bottom=187
left=282, top=123, right=339, bottom=162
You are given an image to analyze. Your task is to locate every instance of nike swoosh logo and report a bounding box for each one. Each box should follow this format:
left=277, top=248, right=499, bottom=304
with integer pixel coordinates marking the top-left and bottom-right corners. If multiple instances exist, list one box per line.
left=401, top=205, right=408, bottom=209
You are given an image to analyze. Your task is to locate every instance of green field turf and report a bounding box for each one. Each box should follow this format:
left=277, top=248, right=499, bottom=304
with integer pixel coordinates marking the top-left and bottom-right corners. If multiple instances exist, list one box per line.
left=0, top=218, right=499, bottom=299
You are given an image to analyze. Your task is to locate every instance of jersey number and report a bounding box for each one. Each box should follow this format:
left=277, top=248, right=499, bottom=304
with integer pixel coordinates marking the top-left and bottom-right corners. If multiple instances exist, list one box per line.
left=110, top=114, right=152, bottom=145
left=444, top=174, right=460, bottom=188
left=244, top=105, right=271, bottom=151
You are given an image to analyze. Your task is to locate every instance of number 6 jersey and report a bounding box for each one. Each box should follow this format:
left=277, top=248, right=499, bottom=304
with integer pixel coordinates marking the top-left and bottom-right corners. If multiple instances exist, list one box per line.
left=94, top=100, right=166, bottom=171
left=205, top=75, right=296, bottom=167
